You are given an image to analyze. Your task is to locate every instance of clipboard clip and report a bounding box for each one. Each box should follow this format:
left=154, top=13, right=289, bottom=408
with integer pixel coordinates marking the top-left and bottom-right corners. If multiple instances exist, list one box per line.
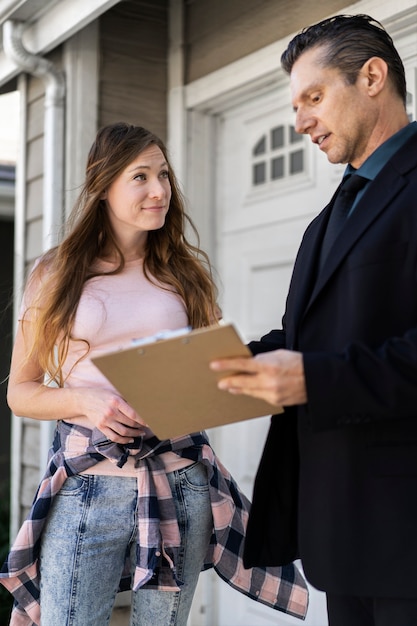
left=131, top=326, right=192, bottom=348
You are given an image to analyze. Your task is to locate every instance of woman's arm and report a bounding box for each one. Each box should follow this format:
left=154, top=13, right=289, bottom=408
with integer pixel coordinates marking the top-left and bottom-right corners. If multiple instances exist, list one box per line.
left=7, top=321, right=147, bottom=444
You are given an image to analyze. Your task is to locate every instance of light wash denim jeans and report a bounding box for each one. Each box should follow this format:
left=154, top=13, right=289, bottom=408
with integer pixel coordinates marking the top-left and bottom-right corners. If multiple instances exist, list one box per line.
left=39, top=462, right=213, bottom=626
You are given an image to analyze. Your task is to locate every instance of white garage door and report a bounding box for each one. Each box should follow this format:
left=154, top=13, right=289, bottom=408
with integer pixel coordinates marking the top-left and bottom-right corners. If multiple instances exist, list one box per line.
left=200, top=85, right=333, bottom=626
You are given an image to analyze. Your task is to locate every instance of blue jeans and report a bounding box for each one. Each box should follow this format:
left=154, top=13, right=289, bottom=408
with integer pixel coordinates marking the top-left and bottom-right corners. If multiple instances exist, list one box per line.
left=39, top=462, right=213, bottom=626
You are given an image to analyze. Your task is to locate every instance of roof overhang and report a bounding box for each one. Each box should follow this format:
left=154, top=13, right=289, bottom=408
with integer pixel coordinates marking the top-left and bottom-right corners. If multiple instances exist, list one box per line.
left=0, top=0, right=120, bottom=88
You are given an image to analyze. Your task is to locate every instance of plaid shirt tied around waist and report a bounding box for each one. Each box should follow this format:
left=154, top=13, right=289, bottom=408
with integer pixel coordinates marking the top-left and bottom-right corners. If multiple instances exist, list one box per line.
left=1, top=420, right=308, bottom=625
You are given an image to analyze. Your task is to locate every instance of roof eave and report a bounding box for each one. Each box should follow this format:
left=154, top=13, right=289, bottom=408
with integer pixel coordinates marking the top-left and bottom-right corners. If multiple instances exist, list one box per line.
left=0, top=0, right=120, bottom=88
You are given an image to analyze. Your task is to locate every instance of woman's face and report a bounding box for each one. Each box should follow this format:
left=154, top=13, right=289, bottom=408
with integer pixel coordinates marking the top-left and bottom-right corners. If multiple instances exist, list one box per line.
left=103, top=144, right=172, bottom=251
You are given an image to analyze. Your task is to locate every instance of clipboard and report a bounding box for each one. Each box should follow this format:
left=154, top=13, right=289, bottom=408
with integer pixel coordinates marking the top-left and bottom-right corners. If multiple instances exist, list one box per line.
left=92, top=323, right=277, bottom=439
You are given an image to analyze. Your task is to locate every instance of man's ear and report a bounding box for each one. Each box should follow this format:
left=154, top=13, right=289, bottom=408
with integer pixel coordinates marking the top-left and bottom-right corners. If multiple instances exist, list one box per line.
left=360, top=56, right=389, bottom=97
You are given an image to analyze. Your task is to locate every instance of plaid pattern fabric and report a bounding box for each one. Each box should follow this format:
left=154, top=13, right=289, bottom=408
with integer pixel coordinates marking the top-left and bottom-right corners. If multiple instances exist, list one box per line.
left=1, top=421, right=308, bottom=625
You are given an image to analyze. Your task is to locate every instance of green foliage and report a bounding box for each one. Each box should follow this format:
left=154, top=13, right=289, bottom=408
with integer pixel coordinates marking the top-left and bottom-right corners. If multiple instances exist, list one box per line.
left=0, top=481, right=13, bottom=625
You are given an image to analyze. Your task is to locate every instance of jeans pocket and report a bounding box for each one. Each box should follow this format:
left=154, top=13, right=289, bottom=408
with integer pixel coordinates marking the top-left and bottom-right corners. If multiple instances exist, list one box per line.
left=58, top=474, right=89, bottom=496
left=181, top=462, right=209, bottom=491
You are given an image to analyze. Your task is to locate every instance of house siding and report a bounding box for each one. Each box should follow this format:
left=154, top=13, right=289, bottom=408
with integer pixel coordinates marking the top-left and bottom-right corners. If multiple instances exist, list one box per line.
left=99, top=0, right=168, bottom=140
left=185, top=0, right=360, bottom=82
left=26, top=76, right=44, bottom=260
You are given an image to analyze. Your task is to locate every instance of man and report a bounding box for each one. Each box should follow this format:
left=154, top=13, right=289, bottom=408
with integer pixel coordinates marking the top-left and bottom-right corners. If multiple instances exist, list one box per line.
left=210, top=14, right=417, bottom=626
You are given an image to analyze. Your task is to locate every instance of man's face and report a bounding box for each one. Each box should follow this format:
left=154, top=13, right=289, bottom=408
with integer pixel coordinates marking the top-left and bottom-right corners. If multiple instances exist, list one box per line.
left=290, top=46, right=377, bottom=168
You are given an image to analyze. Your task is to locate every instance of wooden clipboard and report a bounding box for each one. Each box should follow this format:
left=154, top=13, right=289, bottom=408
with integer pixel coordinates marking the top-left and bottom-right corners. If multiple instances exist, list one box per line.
left=92, top=323, right=276, bottom=439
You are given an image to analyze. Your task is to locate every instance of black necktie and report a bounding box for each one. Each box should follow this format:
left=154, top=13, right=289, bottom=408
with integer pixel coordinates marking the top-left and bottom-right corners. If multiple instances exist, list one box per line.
left=319, top=174, right=367, bottom=271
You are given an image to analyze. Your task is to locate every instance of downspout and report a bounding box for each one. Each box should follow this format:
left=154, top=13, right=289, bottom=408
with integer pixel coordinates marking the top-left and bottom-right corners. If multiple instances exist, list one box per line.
left=3, top=19, right=66, bottom=250
left=3, top=19, right=66, bottom=479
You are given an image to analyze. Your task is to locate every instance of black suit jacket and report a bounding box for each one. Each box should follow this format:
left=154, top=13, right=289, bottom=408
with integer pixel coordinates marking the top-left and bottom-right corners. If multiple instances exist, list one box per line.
left=244, top=130, right=417, bottom=597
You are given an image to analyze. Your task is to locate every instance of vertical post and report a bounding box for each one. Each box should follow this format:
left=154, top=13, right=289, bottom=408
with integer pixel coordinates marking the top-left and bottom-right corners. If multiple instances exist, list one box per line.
left=10, top=73, right=26, bottom=538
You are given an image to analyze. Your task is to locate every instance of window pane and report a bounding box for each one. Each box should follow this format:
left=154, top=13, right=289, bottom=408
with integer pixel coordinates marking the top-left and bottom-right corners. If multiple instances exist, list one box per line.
left=271, top=156, right=284, bottom=180
left=271, top=126, right=284, bottom=149
left=289, top=125, right=303, bottom=144
left=290, top=149, right=304, bottom=174
left=253, top=162, right=266, bottom=185
left=253, top=136, right=266, bottom=156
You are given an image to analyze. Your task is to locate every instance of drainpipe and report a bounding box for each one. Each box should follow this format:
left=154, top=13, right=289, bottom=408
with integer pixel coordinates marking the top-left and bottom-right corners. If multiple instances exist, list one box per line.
left=3, top=19, right=66, bottom=477
left=3, top=19, right=66, bottom=250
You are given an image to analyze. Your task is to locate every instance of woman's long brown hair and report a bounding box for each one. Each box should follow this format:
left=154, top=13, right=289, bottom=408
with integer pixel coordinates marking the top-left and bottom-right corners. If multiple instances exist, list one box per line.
left=24, top=123, right=219, bottom=385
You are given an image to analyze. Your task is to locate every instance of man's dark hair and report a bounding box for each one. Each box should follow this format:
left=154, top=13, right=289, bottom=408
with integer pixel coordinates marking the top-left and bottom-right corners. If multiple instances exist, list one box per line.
left=281, top=14, right=406, bottom=104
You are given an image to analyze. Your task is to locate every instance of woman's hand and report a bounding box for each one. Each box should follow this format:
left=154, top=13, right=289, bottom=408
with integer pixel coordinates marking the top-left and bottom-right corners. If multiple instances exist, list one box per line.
left=72, top=387, right=148, bottom=444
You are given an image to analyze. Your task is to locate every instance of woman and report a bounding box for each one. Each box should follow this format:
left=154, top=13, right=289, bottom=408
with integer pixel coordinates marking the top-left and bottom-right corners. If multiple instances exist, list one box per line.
left=0, top=123, right=307, bottom=626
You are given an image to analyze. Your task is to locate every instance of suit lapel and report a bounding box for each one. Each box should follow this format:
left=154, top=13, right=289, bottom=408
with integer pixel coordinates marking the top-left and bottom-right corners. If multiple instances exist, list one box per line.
left=287, top=206, right=331, bottom=337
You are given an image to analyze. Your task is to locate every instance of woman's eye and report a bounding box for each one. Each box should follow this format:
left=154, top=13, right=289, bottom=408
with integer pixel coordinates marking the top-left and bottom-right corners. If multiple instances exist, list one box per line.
left=160, top=170, right=169, bottom=179
left=134, top=173, right=146, bottom=181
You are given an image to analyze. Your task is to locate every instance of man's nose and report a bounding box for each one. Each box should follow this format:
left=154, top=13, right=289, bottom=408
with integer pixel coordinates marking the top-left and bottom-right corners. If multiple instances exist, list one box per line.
left=294, top=109, right=311, bottom=135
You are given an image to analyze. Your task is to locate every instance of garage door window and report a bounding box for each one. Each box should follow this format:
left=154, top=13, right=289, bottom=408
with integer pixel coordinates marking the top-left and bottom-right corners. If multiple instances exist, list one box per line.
left=252, top=125, right=304, bottom=186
